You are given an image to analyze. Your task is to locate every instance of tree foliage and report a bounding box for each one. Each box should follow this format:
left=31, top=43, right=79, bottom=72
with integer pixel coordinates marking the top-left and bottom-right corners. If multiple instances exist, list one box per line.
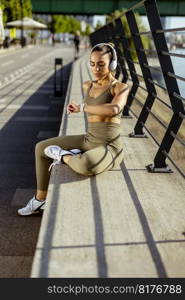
left=49, top=15, right=92, bottom=36
left=1, top=0, right=32, bottom=24
left=49, top=15, right=81, bottom=34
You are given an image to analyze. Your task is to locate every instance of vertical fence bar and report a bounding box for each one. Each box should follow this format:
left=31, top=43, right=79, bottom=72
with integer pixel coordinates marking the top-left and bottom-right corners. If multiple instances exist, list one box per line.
left=89, top=31, right=95, bottom=46
left=111, top=21, right=128, bottom=83
left=125, top=10, right=157, bottom=137
left=104, top=25, right=110, bottom=43
left=115, top=17, right=139, bottom=118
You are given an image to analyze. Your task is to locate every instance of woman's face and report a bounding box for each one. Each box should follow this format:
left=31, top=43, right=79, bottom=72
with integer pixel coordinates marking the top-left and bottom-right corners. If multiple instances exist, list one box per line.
left=90, top=51, right=111, bottom=80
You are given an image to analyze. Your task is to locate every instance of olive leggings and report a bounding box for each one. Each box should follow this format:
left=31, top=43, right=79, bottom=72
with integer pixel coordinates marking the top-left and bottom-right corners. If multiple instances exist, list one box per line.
left=35, top=134, right=123, bottom=191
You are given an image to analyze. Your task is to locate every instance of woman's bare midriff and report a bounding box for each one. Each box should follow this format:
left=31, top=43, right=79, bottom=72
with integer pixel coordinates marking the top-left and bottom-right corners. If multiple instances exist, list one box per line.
left=88, top=115, right=120, bottom=124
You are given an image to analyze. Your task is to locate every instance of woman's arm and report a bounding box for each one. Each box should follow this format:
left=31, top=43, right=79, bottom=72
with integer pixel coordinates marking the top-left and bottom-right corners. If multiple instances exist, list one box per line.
left=67, top=82, right=129, bottom=116
left=84, top=82, right=130, bottom=117
left=67, top=81, right=90, bottom=114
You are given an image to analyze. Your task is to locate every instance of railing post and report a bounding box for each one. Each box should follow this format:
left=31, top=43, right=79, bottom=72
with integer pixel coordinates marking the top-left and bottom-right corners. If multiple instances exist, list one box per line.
left=102, top=25, right=109, bottom=43
left=89, top=31, right=95, bottom=46
left=114, top=17, right=139, bottom=118
left=125, top=9, right=157, bottom=137
left=108, top=22, right=128, bottom=81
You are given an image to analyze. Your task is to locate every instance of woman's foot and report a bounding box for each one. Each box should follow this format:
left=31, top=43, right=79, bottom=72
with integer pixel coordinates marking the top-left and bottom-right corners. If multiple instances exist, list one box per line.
left=17, top=195, right=45, bottom=216
left=44, top=145, right=82, bottom=171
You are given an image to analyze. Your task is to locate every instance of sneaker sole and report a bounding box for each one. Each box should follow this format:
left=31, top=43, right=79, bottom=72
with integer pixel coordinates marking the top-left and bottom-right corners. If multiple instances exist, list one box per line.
left=17, top=206, right=45, bottom=216
left=17, top=210, right=42, bottom=216
left=44, top=145, right=60, bottom=159
left=44, top=146, right=82, bottom=160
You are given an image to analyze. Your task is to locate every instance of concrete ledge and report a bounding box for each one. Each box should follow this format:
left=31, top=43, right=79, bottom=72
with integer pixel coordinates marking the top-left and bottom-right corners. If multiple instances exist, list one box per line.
left=31, top=53, right=185, bottom=278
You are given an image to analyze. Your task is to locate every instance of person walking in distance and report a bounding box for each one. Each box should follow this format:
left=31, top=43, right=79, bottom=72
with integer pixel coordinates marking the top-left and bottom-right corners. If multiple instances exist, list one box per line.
left=52, top=34, right=55, bottom=47
left=17, top=42, right=129, bottom=216
left=73, top=31, right=80, bottom=58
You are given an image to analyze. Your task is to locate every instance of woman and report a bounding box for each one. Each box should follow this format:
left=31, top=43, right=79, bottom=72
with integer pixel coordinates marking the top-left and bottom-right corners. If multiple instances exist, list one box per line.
left=18, top=42, right=129, bottom=216
left=73, top=31, right=80, bottom=57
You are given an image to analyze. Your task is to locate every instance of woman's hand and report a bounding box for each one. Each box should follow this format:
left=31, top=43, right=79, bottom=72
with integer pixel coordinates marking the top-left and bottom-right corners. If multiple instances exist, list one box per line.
left=67, top=102, right=80, bottom=114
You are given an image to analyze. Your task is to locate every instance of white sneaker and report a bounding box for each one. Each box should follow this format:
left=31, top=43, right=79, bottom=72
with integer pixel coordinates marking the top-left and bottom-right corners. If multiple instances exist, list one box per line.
left=44, top=145, right=82, bottom=171
left=17, top=195, right=45, bottom=216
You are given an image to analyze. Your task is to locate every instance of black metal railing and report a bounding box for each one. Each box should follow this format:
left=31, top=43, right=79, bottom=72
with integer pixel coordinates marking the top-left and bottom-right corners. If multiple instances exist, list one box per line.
left=89, top=0, right=185, bottom=178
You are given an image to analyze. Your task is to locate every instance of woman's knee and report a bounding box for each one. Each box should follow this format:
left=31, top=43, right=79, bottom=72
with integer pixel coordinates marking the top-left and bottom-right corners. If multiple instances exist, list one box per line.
left=35, top=140, right=48, bottom=157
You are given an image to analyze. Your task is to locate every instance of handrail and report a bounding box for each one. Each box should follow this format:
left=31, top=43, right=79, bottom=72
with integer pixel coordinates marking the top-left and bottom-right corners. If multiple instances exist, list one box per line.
left=136, top=31, right=152, bottom=35
left=167, top=72, right=185, bottom=82
left=147, top=78, right=167, bottom=91
left=162, top=51, right=185, bottom=59
left=156, top=27, right=185, bottom=33
left=135, top=83, right=172, bottom=109
left=137, top=27, right=185, bottom=35
left=89, top=0, right=185, bottom=178
left=173, top=92, right=185, bottom=104
left=133, top=95, right=168, bottom=129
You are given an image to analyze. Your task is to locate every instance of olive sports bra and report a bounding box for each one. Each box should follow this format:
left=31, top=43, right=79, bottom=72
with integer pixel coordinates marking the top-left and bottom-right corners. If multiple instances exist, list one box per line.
left=84, top=80, right=128, bottom=119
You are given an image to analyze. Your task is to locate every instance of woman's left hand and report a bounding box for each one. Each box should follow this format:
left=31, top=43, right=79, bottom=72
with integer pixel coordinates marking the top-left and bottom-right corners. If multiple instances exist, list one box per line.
left=67, top=102, right=80, bottom=114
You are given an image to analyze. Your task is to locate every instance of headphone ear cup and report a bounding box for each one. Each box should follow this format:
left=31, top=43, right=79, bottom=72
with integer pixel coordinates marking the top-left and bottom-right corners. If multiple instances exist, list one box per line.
left=108, top=45, right=117, bottom=71
left=109, top=59, right=117, bottom=71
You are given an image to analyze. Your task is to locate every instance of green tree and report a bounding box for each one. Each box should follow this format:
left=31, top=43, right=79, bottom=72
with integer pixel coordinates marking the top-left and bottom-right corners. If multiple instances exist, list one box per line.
left=22, top=0, right=32, bottom=18
left=49, top=15, right=81, bottom=34
left=1, top=0, right=32, bottom=24
left=0, top=0, right=8, bottom=23
left=68, top=16, right=81, bottom=34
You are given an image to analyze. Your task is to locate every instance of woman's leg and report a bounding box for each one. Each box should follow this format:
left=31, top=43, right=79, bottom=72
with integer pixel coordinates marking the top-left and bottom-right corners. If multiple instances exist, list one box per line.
left=35, top=134, right=86, bottom=197
left=66, top=145, right=123, bottom=176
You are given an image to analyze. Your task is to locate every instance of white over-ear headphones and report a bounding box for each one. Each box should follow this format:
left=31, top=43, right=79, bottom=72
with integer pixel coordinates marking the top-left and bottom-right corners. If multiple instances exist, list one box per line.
left=89, top=43, right=117, bottom=71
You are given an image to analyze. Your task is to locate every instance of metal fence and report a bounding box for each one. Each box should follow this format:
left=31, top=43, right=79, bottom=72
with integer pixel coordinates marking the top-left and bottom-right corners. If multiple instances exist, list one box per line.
left=89, top=0, right=185, bottom=178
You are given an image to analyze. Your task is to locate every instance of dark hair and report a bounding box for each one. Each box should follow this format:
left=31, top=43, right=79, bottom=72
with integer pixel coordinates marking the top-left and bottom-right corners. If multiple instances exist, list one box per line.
left=91, top=44, right=113, bottom=62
